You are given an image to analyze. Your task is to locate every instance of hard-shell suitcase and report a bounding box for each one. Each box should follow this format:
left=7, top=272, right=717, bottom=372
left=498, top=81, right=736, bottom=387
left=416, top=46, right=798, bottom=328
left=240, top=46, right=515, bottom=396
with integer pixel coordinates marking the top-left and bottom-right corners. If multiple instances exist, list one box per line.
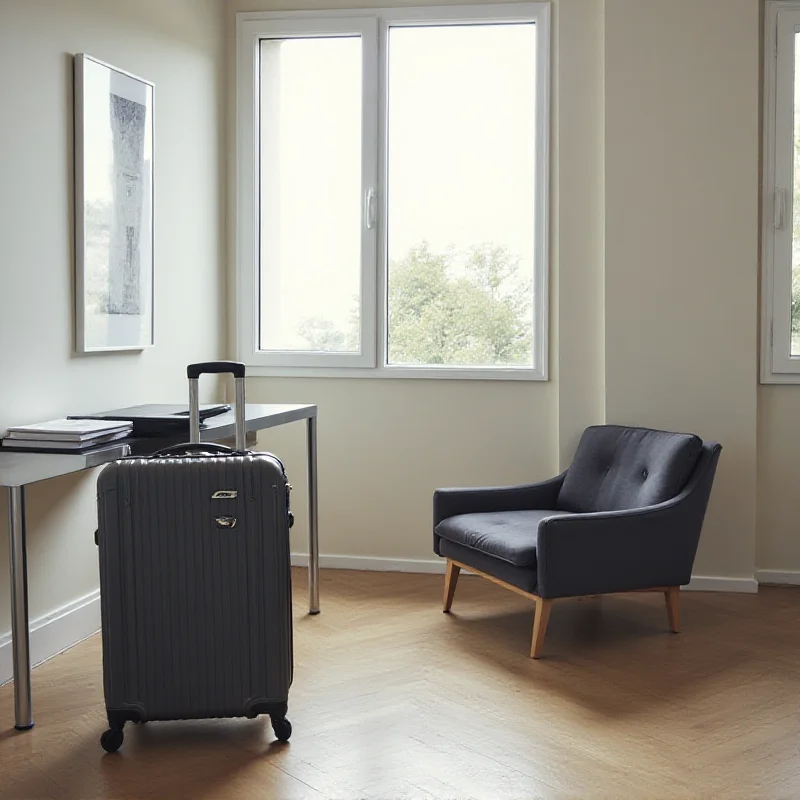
left=95, top=361, right=293, bottom=753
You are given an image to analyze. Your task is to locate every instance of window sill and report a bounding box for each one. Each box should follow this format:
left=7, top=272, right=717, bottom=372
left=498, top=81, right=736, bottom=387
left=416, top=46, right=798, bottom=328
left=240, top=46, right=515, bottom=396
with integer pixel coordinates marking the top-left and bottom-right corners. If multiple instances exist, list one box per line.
left=241, top=364, right=548, bottom=381
left=760, top=371, right=800, bottom=385
left=760, top=348, right=800, bottom=383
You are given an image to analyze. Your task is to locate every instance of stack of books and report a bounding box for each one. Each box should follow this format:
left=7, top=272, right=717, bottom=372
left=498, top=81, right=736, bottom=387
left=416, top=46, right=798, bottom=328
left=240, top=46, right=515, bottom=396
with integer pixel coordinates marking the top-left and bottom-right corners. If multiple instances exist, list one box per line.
left=1, top=418, right=133, bottom=452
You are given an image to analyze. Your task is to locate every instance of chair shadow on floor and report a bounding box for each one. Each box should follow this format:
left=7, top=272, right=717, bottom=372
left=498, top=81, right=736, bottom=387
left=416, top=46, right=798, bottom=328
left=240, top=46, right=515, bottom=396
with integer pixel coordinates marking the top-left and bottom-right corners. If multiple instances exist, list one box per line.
left=440, top=589, right=767, bottom=719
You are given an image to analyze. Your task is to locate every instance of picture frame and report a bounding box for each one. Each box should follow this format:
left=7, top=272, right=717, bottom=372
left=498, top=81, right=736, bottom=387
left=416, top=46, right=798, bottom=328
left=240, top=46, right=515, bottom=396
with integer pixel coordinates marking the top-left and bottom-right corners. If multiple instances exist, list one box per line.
left=74, top=53, right=154, bottom=354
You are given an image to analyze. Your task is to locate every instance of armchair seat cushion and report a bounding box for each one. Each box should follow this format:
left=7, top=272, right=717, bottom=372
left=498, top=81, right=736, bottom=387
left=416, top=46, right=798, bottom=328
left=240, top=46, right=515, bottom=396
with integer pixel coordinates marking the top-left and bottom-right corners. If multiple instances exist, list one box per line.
left=435, top=509, right=568, bottom=567
left=438, top=538, right=539, bottom=594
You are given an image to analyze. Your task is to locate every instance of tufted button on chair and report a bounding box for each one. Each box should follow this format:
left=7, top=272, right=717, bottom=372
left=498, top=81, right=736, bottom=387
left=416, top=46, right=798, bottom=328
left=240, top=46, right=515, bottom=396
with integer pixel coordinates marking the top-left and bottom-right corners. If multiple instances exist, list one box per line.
left=432, top=425, right=722, bottom=658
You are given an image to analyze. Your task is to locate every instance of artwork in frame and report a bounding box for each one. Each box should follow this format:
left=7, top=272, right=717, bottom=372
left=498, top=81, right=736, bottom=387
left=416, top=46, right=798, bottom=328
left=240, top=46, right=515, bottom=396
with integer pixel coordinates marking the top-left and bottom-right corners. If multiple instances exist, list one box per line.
left=74, top=53, right=154, bottom=353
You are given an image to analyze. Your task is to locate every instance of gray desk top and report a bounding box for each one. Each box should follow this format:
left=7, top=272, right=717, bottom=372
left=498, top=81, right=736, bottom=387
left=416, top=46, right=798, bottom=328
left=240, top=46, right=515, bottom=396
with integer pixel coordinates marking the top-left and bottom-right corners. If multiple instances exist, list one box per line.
left=0, top=403, right=316, bottom=487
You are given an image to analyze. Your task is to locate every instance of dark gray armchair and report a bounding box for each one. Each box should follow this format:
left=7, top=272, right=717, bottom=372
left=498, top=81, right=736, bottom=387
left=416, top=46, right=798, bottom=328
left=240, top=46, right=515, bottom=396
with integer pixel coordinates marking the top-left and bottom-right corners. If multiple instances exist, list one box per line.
left=433, top=425, right=722, bottom=658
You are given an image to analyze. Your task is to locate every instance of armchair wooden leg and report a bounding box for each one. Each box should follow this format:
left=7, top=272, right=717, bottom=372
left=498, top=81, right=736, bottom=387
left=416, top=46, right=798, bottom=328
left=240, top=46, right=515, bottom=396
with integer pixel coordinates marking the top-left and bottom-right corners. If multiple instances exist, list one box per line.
left=665, top=586, right=680, bottom=633
left=530, top=597, right=553, bottom=659
left=443, top=560, right=460, bottom=612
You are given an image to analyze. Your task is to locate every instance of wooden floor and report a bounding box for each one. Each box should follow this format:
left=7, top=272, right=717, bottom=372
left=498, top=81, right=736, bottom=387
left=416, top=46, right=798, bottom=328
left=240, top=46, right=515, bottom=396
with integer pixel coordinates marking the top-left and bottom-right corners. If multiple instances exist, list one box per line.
left=1, top=569, right=799, bottom=799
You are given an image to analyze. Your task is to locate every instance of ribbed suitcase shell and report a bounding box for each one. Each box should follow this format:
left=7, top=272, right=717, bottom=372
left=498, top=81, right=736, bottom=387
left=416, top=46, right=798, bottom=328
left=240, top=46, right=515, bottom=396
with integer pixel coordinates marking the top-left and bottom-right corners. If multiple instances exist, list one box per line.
left=97, top=452, right=293, bottom=723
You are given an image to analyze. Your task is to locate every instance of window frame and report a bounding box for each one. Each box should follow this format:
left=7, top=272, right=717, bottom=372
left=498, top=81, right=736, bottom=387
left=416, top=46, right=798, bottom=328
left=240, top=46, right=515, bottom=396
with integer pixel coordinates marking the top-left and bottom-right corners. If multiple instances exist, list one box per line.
left=762, top=1, right=800, bottom=382
left=236, top=3, right=551, bottom=381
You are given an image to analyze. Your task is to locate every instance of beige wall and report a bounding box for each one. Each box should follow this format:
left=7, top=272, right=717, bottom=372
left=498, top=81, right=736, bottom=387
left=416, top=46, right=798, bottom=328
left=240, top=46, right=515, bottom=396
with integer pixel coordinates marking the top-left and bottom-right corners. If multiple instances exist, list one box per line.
left=757, top=387, right=800, bottom=573
left=226, top=0, right=606, bottom=563
left=250, top=379, right=557, bottom=562
left=0, top=0, right=226, bottom=635
left=603, top=0, right=759, bottom=578
left=227, top=0, right=765, bottom=581
left=0, top=0, right=780, bottom=654
left=553, top=0, right=606, bottom=469
left=756, top=6, right=800, bottom=580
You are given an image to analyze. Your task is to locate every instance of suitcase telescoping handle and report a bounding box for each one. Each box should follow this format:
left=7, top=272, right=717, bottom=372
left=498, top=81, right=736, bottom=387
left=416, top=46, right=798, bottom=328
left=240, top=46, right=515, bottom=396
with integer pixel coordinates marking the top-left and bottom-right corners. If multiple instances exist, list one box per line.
left=186, top=361, right=247, bottom=451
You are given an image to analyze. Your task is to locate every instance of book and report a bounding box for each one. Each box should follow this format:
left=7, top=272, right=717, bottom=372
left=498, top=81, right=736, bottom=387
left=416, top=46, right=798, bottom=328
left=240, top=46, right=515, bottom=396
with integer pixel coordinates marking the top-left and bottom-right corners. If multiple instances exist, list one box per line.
left=4, top=418, right=133, bottom=442
left=1, top=429, right=132, bottom=450
left=5, top=427, right=133, bottom=442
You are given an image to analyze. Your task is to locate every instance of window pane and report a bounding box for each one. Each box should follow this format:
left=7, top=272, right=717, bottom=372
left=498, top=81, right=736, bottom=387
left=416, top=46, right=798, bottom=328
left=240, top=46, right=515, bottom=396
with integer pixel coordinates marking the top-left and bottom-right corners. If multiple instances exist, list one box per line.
left=259, top=36, right=362, bottom=353
left=386, top=23, right=536, bottom=368
left=792, top=31, right=800, bottom=356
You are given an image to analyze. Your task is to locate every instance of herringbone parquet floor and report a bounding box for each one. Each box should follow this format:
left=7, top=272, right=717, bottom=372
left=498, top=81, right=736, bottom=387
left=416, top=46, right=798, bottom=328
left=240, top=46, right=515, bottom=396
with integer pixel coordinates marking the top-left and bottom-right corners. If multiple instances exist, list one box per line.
left=1, top=568, right=799, bottom=799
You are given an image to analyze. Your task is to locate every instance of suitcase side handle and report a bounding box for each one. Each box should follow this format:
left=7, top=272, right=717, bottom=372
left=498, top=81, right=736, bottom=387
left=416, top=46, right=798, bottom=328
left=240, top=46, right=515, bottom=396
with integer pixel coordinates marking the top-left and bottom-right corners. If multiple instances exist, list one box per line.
left=187, top=361, right=245, bottom=379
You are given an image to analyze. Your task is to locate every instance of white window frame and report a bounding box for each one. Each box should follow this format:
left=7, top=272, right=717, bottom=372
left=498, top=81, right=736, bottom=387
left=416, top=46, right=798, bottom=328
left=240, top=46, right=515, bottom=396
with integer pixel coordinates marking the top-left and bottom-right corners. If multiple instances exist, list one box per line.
left=763, top=1, right=800, bottom=382
left=236, top=3, right=551, bottom=381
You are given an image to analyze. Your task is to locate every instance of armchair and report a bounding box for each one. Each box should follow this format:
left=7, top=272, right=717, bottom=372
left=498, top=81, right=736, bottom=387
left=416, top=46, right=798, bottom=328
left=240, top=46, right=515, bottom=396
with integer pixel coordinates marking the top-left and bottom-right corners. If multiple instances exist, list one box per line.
left=433, top=425, right=722, bottom=658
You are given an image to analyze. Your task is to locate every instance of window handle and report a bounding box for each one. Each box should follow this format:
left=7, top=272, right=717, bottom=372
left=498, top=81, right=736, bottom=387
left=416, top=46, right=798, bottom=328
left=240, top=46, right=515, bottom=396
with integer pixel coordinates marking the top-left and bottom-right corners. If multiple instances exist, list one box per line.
left=365, top=188, right=376, bottom=230
left=774, top=188, right=786, bottom=230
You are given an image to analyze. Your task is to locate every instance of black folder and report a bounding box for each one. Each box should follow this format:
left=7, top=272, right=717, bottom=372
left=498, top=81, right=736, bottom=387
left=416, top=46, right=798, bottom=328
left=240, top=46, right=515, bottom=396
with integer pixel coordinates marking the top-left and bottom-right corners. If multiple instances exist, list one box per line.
left=69, top=404, right=231, bottom=437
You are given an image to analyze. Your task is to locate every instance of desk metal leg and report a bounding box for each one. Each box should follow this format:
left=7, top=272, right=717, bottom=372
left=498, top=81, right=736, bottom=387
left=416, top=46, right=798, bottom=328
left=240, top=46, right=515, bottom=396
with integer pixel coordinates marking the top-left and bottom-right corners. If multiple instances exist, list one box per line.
left=8, top=486, right=33, bottom=730
left=307, top=416, right=320, bottom=615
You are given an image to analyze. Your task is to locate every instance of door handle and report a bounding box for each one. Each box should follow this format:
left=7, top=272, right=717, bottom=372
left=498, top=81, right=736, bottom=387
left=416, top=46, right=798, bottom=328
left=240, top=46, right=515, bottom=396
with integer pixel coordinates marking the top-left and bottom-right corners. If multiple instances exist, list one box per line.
left=774, top=188, right=786, bottom=230
left=365, top=188, right=376, bottom=230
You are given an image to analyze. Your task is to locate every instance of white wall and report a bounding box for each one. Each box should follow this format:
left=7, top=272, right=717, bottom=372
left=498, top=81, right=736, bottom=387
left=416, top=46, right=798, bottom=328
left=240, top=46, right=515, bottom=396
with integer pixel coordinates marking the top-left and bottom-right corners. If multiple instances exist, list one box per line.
left=0, top=0, right=226, bottom=637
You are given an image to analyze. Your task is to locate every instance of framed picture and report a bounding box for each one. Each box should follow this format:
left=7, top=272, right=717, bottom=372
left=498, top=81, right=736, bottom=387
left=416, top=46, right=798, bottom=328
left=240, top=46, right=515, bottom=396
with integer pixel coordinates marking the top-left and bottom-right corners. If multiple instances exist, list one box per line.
left=74, top=53, right=154, bottom=353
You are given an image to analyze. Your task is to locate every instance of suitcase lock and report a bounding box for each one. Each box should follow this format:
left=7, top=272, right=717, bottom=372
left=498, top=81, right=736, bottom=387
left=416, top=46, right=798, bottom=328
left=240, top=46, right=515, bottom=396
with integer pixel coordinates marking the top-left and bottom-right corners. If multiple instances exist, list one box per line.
left=215, top=515, right=237, bottom=529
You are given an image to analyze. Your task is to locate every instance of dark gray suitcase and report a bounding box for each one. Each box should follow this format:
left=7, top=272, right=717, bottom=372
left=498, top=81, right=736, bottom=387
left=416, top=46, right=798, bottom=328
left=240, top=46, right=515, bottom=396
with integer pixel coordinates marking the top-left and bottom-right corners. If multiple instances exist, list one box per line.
left=95, top=362, right=293, bottom=753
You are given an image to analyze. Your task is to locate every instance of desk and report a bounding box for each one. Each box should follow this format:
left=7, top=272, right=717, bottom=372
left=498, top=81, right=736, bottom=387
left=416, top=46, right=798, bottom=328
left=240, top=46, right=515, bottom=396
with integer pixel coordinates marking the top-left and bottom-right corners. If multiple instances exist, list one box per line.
left=0, top=403, right=318, bottom=731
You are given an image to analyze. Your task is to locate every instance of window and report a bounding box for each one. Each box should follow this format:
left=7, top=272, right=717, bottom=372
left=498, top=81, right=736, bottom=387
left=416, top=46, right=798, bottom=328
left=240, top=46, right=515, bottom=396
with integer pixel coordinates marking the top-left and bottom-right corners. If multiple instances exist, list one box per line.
left=763, top=1, right=800, bottom=382
left=236, top=4, right=550, bottom=379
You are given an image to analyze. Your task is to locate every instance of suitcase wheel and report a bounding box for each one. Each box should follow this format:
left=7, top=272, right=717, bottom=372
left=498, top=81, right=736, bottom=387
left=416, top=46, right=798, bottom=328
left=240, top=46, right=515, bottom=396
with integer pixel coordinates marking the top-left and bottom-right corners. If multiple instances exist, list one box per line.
left=271, top=717, right=292, bottom=743
left=100, top=728, right=124, bottom=753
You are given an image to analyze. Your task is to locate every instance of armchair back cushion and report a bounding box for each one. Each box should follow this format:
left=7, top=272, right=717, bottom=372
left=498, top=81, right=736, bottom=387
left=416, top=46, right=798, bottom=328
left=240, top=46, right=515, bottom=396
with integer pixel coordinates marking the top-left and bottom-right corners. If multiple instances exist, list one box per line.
left=557, top=425, right=703, bottom=513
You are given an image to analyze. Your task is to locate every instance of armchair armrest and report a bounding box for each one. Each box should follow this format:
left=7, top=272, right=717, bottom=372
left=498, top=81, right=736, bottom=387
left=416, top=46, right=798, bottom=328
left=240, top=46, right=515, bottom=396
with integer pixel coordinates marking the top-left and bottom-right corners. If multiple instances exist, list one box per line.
left=536, top=486, right=710, bottom=599
left=536, top=442, right=721, bottom=598
left=434, top=472, right=567, bottom=529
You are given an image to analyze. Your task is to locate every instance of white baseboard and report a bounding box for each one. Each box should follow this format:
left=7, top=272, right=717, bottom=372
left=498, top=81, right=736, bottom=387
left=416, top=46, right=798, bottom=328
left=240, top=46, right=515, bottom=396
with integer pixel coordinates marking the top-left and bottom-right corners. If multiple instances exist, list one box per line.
left=0, top=590, right=101, bottom=686
left=684, top=575, right=758, bottom=593
left=755, top=569, right=800, bottom=586
left=291, top=553, right=447, bottom=574
left=291, top=554, right=759, bottom=593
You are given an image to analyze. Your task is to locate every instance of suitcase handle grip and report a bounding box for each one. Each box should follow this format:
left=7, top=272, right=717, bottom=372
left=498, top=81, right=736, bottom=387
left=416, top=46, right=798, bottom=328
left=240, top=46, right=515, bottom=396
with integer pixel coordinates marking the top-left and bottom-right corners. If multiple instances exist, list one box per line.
left=150, top=442, right=236, bottom=459
left=187, top=361, right=247, bottom=450
left=187, top=361, right=245, bottom=380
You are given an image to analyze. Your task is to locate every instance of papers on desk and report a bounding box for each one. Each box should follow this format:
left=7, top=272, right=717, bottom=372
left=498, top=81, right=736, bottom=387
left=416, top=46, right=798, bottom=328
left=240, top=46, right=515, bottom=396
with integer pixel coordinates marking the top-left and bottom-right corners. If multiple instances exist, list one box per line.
left=1, top=418, right=133, bottom=451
